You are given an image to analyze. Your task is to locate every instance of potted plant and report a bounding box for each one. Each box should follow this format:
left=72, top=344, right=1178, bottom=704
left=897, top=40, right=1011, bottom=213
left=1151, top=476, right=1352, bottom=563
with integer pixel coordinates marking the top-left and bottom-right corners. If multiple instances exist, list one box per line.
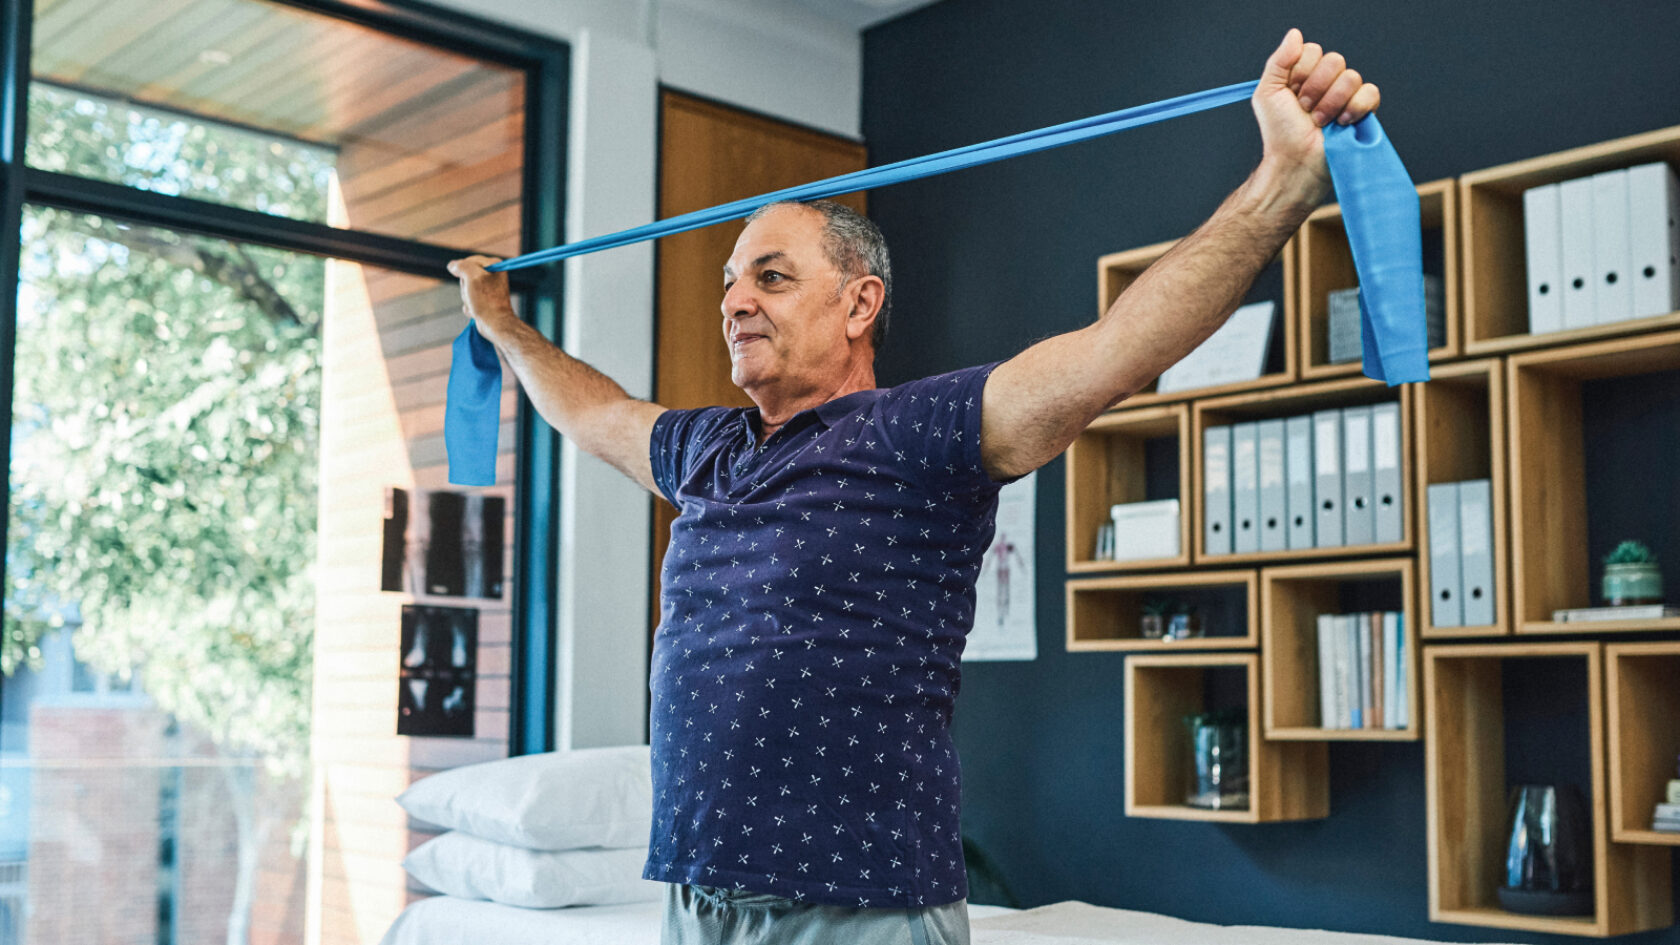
left=1140, top=596, right=1169, bottom=639
left=1602, top=540, right=1663, bottom=606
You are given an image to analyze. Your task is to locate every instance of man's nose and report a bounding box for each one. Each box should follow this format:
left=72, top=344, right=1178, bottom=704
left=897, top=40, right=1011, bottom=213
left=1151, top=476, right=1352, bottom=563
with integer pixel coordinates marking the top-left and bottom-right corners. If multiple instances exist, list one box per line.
left=722, top=280, right=757, bottom=319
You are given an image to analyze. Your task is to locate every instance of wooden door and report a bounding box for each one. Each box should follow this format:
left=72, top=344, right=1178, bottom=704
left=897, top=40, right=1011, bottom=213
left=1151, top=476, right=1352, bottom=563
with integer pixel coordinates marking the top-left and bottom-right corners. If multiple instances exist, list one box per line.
left=652, top=91, right=868, bottom=634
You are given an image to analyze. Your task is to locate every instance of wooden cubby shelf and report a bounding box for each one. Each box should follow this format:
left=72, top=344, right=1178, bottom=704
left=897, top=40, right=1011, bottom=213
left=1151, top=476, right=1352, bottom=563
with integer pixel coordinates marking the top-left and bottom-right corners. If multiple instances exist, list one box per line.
left=1066, top=569, right=1256, bottom=652
left=1606, top=642, right=1680, bottom=846
left=1460, top=124, right=1680, bottom=356
left=1096, top=236, right=1297, bottom=408
left=1192, top=377, right=1414, bottom=565
left=1124, top=652, right=1327, bottom=823
left=1507, top=330, right=1680, bottom=634
left=1424, top=643, right=1671, bottom=938
left=1300, top=178, right=1460, bottom=378
left=1260, top=558, right=1418, bottom=741
left=1064, top=403, right=1190, bottom=573
left=1077, top=122, right=1680, bottom=936
left=1414, top=359, right=1509, bottom=638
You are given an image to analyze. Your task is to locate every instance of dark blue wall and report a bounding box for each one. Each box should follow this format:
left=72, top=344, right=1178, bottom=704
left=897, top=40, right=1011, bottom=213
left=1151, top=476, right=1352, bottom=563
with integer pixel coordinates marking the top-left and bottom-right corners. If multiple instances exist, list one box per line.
left=861, top=1, right=1680, bottom=942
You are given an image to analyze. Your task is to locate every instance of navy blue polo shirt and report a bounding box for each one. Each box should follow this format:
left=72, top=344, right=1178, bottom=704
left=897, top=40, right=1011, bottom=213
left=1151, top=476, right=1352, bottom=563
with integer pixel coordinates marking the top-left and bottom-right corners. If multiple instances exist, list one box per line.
left=642, top=361, right=1006, bottom=908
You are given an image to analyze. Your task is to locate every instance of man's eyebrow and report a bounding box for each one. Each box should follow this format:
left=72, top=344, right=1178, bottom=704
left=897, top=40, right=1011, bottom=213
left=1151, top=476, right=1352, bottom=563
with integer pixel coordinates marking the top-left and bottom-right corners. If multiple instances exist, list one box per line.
left=723, top=251, right=788, bottom=280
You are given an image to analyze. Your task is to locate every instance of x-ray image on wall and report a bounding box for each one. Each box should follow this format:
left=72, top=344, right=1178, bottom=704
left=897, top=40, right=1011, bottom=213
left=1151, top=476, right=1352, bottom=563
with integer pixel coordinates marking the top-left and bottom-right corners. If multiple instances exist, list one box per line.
left=398, top=604, right=476, bottom=738
left=381, top=487, right=505, bottom=599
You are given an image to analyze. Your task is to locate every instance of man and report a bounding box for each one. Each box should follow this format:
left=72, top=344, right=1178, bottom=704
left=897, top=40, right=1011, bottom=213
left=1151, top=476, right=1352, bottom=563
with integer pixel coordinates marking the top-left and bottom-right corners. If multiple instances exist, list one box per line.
left=449, top=28, right=1378, bottom=945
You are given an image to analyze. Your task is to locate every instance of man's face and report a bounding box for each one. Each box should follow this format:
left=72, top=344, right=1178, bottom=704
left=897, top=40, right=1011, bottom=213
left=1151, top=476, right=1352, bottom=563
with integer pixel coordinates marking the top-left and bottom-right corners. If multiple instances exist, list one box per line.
left=721, top=206, right=854, bottom=395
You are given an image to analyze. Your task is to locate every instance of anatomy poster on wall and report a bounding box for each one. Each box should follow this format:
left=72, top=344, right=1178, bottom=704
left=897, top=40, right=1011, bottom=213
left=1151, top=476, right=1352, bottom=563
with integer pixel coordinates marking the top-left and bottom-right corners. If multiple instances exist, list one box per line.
left=966, top=471, right=1038, bottom=661
left=381, top=486, right=505, bottom=599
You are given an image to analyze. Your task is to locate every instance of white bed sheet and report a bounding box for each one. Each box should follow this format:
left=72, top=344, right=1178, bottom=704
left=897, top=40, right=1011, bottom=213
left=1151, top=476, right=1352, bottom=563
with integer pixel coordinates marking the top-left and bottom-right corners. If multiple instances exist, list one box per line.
left=377, top=895, right=1019, bottom=945
left=379, top=896, right=1517, bottom=945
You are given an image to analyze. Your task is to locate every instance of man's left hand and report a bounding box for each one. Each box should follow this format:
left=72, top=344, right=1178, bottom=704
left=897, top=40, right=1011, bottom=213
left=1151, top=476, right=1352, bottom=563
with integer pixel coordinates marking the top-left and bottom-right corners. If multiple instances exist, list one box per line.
left=1252, top=28, right=1382, bottom=204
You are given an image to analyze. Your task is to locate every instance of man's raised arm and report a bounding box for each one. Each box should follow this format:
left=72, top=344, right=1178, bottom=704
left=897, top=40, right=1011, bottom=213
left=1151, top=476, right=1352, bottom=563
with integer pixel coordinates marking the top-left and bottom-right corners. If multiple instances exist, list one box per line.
left=979, top=29, right=1381, bottom=482
left=449, top=255, right=667, bottom=495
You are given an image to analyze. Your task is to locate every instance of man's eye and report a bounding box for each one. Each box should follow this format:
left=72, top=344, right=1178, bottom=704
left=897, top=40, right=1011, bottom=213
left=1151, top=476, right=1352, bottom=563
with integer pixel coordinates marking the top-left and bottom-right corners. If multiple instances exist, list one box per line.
left=723, top=280, right=734, bottom=292
left=762, top=271, right=784, bottom=284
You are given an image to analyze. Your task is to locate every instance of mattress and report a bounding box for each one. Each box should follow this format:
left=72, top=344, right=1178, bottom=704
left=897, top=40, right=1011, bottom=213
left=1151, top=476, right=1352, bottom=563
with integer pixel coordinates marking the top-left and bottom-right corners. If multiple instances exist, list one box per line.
left=380, top=896, right=1515, bottom=945
left=378, top=895, right=1019, bottom=945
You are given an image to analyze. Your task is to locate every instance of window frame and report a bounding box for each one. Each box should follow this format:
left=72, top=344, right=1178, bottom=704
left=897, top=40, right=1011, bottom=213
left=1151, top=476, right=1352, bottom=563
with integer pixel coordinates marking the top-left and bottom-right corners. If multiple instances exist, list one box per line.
left=0, top=0, right=565, bottom=756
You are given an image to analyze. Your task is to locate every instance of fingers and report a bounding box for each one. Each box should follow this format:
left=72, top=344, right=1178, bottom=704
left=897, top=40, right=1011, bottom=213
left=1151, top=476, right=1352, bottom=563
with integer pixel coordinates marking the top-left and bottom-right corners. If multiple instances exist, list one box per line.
left=1314, top=67, right=1363, bottom=125
left=447, top=254, right=503, bottom=279
left=1262, top=28, right=1304, bottom=84
left=1294, top=48, right=1342, bottom=112
left=1337, top=82, right=1380, bottom=125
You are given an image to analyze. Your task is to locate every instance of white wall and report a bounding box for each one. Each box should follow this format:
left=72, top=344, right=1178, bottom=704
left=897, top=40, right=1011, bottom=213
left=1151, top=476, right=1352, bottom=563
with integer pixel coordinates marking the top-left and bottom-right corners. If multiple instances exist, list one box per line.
left=424, top=0, right=862, bottom=751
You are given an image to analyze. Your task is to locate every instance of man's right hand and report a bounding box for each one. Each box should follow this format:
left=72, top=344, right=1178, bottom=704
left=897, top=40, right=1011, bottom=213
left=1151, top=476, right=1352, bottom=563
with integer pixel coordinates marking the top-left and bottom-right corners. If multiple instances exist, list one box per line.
left=447, top=255, right=521, bottom=343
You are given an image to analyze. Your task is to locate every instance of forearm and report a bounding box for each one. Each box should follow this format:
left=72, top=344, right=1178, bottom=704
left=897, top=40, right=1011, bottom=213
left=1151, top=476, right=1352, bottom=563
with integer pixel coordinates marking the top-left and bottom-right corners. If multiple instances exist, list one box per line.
left=479, top=317, right=639, bottom=439
left=1094, top=156, right=1324, bottom=403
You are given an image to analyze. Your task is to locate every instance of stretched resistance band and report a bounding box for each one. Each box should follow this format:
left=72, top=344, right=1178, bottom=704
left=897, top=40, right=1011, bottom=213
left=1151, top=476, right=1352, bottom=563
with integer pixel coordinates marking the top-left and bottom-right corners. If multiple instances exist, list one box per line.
left=446, top=80, right=1426, bottom=486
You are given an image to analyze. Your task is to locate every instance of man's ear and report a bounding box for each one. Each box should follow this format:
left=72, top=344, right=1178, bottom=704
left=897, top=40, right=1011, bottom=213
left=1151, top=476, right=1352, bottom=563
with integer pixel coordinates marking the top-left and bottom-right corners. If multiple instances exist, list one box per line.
left=845, top=275, right=885, bottom=343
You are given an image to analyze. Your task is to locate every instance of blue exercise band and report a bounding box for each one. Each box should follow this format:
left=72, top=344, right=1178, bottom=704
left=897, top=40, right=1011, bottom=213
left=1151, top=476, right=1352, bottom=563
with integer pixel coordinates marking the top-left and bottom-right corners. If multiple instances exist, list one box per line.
left=445, top=82, right=1426, bottom=486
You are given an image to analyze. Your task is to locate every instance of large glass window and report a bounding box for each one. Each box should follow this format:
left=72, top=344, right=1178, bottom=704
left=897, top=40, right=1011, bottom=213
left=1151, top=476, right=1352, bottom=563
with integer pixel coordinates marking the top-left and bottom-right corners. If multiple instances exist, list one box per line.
left=0, top=2, right=561, bottom=942
left=28, top=0, right=527, bottom=255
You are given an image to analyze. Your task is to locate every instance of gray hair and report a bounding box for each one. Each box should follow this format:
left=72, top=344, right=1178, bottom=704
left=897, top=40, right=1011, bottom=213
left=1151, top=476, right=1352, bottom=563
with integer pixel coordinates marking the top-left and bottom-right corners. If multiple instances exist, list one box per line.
left=746, top=199, right=892, bottom=353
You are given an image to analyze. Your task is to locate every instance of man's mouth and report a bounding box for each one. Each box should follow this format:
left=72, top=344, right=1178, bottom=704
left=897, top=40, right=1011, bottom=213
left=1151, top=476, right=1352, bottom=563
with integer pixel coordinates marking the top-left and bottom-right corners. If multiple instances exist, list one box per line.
left=732, top=333, right=766, bottom=349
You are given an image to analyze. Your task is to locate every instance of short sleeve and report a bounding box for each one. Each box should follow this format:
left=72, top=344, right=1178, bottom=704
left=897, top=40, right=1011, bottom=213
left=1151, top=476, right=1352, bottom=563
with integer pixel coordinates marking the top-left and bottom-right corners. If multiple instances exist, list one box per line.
left=875, top=361, right=1007, bottom=496
left=649, top=406, right=736, bottom=506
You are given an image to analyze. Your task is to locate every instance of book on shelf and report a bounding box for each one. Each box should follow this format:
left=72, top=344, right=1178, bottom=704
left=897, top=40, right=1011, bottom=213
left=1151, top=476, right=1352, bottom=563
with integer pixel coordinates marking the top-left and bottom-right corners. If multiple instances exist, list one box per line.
left=1315, top=610, right=1406, bottom=730
left=1550, top=604, right=1680, bottom=622
left=1655, top=802, right=1680, bottom=819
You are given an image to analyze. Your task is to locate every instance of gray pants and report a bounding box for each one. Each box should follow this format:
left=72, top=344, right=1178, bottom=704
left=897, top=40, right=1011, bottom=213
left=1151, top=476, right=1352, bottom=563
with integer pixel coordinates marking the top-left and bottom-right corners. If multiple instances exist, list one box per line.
left=661, top=882, right=971, bottom=945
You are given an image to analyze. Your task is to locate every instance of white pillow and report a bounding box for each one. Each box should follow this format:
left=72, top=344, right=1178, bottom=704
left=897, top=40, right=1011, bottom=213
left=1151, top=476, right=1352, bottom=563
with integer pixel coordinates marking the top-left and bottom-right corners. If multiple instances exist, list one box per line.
left=396, top=745, right=652, bottom=850
left=403, top=831, right=666, bottom=908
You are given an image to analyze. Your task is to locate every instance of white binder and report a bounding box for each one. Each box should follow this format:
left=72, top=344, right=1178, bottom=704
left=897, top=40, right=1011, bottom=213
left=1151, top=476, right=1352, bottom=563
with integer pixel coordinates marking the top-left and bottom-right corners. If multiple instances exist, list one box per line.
left=1285, top=414, right=1316, bottom=550
left=1203, top=425, right=1233, bottom=556
left=1313, top=409, right=1344, bottom=547
left=1316, top=613, right=1335, bottom=728
left=1426, top=482, right=1463, bottom=628
left=1371, top=402, right=1403, bottom=543
left=1523, top=182, right=1565, bottom=334
left=1457, top=479, right=1496, bottom=626
left=1559, top=175, right=1597, bottom=329
left=1341, top=406, right=1375, bottom=546
left=1257, top=418, right=1287, bottom=552
left=1628, top=161, right=1680, bottom=319
left=1231, top=422, right=1260, bottom=554
left=1591, top=168, right=1633, bottom=324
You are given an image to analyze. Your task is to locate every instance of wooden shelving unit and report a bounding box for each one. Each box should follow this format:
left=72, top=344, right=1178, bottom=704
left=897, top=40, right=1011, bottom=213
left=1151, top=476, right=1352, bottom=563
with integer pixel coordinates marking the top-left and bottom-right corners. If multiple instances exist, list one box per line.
left=1259, top=558, right=1418, bottom=741
left=1095, top=237, right=1297, bottom=408
left=1067, top=569, right=1256, bottom=652
left=1192, top=377, right=1414, bottom=565
left=1606, top=642, right=1680, bottom=846
left=1124, top=652, right=1327, bottom=823
left=1459, top=124, right=1680, bottom=356
left=1414, top=359, right=1508, bottom=638
left=1074, top=122, right=1680, bottom=936
left=1506, top=330, right=1680, bottom=633
left=1424, top=643, right=1671, bottom=937
left=1300, top=178, right=1460, bottom=378
left=1064, top=403, right=1190, bottom=573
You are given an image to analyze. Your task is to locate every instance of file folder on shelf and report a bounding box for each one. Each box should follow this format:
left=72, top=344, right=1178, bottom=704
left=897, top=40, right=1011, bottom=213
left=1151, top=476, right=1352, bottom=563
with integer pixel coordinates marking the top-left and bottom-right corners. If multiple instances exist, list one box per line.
left=1627, top=161, right=1680, bottom=320
left=1285, top=415, right=1316, bottom=550
left=1257, top=418, right=1288, bottom=552
left=1203, top=425, right=1233, bottom=556
left=1371, top=402, right=1403, bottom=544
left=1559, top=175, right=1597, bottom=329
left=1313, top=409, right=1344, bottom=547
left=1426, top=482, right=1463, bottom=628
left=1523, top=182, right=1564, bottom=334
left=1457, top=479, right=1496, bottom=626
left=1231, top=422, right=1260, bottom=554
left=1592, top=168, right=1633, bottom=325
left=1341, top=406, right=1375, bottom=546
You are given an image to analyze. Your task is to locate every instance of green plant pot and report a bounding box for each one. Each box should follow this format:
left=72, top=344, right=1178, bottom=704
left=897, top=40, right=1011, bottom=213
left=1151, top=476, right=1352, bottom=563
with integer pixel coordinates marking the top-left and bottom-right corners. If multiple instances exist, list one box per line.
left=1602, top=562, right=1663, bottom=606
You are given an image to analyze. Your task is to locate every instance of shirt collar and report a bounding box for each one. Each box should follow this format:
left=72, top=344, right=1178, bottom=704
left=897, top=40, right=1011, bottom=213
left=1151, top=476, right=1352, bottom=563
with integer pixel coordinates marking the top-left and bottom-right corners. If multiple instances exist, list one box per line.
left=741, top=388, right=878, bottom=441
